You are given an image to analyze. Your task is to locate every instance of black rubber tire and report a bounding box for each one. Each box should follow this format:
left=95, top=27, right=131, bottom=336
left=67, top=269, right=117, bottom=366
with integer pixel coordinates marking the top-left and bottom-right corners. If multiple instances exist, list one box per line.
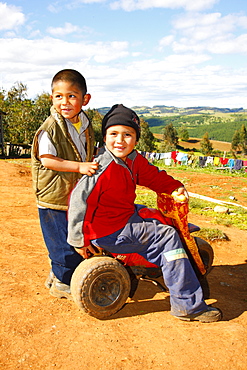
left=199, top=274, right=211, bottom=300
left=194, top=236, right=214, bottom=275
left=71, top=256, right=131, bottom=319
left=193, top=237, right=214, bottom=299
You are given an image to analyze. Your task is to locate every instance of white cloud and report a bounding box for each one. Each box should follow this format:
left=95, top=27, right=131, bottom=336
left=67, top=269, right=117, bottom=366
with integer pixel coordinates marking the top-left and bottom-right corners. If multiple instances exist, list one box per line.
left=48, top=0, right=218, bottom=12
left=1, top=43, right=247, bottom=109
left=93, top=41, right=129, bottom=62
left=0, top=1, right=247, bottom=109
left=1, top=33, right=246, bottom=109
left=47, top=3, right=60, bottom=13
left=62, top=0, right=106, bottom=11
left=165, top=12, right=247, bottom=55
left=47, top=23, right=82, bottom=37
left=159, top=35, right=175, bottom=49
left=131, top=52, right=141, bottom=57
left=69, top=0, right=105, bottom=3
left=173, top=12, right=242, bottom=36
left=0, top=2, right=25, bottom=31
left=0, top=37, right=129, bottom=67
left=110, top=0, right=218, bottom=12
left=0, top=36, right=128, bottom=101
left=207, top=34, right=247, bottom=54
left=84, top=57, right=247, bottom=109
left=73, top=0, right=105, bottom=3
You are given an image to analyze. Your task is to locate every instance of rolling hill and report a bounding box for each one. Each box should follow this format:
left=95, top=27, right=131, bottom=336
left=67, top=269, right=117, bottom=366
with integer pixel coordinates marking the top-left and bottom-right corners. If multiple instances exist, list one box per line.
left=97, top=105, right=247, bottom=144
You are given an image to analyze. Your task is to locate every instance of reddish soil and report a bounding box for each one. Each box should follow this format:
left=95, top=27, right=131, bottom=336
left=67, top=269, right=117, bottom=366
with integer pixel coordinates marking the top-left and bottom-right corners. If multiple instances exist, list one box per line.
left=0, top=160, right=247, bottom=370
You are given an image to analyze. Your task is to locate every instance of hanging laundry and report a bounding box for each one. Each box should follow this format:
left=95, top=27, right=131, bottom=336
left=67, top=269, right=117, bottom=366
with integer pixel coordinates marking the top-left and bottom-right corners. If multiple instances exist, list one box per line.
left=213, top=157, right=220, bottom=166
left=233, top=159, right=243, bottom=170
left=220, top=157, right=229, bottom=166
left=228, top=158, right=235, bottom=169
left=199, top=156, right=207, bottom=167
left=205, top=156, right=214, bottom=166
left=171, top=150, right=178, bottom=163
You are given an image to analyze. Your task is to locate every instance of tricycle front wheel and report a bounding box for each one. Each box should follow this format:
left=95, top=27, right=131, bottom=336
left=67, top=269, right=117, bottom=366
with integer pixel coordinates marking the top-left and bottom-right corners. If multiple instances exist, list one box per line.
left=71, top=256, right=131, bottom=319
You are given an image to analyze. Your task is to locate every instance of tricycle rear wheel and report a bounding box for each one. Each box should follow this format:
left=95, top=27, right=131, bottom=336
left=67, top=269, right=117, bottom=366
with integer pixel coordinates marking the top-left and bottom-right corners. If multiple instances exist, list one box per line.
left=194, top=237, right=214, bottom=299
left=194, top=237, right=214, bottom=275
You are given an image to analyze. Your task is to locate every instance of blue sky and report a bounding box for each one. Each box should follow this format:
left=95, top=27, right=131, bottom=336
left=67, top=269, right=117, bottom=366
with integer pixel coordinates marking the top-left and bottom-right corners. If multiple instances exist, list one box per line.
left=1, top=0, right=247, bottom=109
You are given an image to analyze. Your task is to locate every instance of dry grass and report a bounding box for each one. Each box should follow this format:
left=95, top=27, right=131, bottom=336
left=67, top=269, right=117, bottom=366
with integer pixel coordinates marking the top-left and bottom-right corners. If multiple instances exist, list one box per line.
left=153, top=134, right=232, bottom=152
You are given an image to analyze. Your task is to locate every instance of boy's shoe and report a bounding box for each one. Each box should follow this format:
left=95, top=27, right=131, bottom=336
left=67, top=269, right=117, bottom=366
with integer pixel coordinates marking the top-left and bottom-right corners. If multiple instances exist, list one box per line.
left=50, top=278, right=72, bottom=300
left=173, top=307, right=222, bottom=323
left=45, top=269, right=55, bottom=289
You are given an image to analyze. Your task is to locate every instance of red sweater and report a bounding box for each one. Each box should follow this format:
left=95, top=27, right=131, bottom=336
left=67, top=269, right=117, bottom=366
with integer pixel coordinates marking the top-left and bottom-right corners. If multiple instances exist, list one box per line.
left=67, top=148, right=183, bottom=248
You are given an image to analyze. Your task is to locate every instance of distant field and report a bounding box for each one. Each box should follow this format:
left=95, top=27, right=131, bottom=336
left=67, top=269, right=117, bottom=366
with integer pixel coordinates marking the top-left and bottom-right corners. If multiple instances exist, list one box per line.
left=181, top=138, right=231, bottom=152
left=145, top=109, right=247, bottom=143
left=153, top=134, right=232, bottom=152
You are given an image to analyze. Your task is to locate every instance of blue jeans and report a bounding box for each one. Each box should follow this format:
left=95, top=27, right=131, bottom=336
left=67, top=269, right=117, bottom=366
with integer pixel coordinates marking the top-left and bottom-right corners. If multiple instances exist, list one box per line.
left=92, top=210, right=207, bottom=316
left=38, top=208, right=83, bottom=285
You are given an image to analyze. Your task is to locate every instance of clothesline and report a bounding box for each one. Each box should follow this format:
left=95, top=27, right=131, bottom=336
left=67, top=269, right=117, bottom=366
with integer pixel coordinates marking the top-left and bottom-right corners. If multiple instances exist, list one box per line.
left=138, top=150, right=247, bottom=171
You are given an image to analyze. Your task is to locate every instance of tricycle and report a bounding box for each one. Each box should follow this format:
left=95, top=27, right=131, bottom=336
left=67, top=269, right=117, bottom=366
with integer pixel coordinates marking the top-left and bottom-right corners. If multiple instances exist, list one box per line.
left=70, top=193, right=214, bottom=319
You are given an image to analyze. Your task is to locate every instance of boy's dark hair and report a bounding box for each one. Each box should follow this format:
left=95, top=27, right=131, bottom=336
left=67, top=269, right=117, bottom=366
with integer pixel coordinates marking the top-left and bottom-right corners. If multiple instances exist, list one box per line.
left=51, top=69, right=87, bottom=95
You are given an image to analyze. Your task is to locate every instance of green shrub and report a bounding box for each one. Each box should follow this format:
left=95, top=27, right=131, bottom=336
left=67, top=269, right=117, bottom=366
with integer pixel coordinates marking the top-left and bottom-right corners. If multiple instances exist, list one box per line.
left=193, top=228, right=228, bottom=241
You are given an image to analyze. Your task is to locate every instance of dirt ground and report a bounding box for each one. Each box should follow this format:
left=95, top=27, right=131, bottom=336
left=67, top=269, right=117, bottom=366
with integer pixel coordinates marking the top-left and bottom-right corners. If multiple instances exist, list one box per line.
left=0, top=159, right=247, bottom=370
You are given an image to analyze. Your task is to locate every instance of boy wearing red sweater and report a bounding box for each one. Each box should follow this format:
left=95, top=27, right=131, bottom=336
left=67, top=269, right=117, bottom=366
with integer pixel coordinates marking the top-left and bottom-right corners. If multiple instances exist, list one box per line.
left=67, top=104, right=221, bottom=322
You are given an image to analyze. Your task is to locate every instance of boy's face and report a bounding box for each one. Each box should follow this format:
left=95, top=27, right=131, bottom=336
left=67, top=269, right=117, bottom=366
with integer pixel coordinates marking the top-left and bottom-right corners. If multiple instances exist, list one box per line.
left=51, top=81, right=91, bottom=123
left=104, top=125, right=137, bottom=161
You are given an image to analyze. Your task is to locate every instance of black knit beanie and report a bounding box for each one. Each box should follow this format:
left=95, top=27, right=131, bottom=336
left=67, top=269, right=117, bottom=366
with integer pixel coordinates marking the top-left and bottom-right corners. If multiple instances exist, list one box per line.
left=102, top=104, right=141, bottom=141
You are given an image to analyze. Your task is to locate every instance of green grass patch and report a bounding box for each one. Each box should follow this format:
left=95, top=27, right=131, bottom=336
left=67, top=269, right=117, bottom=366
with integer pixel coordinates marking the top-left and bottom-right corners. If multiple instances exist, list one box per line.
left=135, top=188, right=156, bottom=208
left=152, top=161, right=247, bottom=178
left=135, top=188, right=247, bottom=230
left=193, top=228, right=228, bottom=242
left=190, top=198, right=247, bottom=230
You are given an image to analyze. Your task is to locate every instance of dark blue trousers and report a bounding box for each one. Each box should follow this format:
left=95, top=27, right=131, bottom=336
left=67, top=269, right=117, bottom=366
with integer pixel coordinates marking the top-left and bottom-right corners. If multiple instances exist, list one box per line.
left=38, top=208, right=83, bottom=285
left=92, top=210, right=207, bottom=317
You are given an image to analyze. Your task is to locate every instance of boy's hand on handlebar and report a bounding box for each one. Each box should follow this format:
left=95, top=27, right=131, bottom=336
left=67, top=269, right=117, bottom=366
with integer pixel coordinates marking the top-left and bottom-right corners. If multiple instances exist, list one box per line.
left=75, top=244, right=97, bottom=259
left=172, top=187, right=189, bottom=203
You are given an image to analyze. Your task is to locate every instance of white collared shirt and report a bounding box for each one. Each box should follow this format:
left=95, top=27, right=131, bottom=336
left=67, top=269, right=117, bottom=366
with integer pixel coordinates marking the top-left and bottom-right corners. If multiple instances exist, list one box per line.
left=38, top=111, right=89, bottom=161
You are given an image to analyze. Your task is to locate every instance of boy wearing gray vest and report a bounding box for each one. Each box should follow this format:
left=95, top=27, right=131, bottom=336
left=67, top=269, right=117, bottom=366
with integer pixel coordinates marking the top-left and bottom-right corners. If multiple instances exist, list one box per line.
left=32, top=69, right=98, bottom=299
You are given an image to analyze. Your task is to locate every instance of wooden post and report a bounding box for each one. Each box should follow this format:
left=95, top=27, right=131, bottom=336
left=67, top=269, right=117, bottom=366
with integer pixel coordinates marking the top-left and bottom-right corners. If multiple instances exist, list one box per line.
left=0, top=110, right=6, bottom=156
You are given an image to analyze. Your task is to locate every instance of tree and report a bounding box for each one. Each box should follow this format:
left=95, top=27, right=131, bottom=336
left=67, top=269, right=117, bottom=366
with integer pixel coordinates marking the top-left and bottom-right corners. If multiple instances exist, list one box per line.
left=200, top=132, right=213, bottom=155
left=231, top=124, right=247, bottom=154
left=136, top=118, right=156, bottom=152
left=160, top=123, right=178, bottom=152
left=239, top=124, right=247, bottom=154
left=7, top=82, right=27, bottom=102
left=0, top=90, right=5, bottom=111
left=1, top=84, right=52, bottom=145
left=3, top=82, right=31, bottom=143
left=29, top=93, right=52, bottom=142
left=86, top=108, right=104, bottom=147
left=32, top=93, right=51, bottom=124
left=231, top=130, right=241, bottom=153
left=178, top=127, right=189, bottom=141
